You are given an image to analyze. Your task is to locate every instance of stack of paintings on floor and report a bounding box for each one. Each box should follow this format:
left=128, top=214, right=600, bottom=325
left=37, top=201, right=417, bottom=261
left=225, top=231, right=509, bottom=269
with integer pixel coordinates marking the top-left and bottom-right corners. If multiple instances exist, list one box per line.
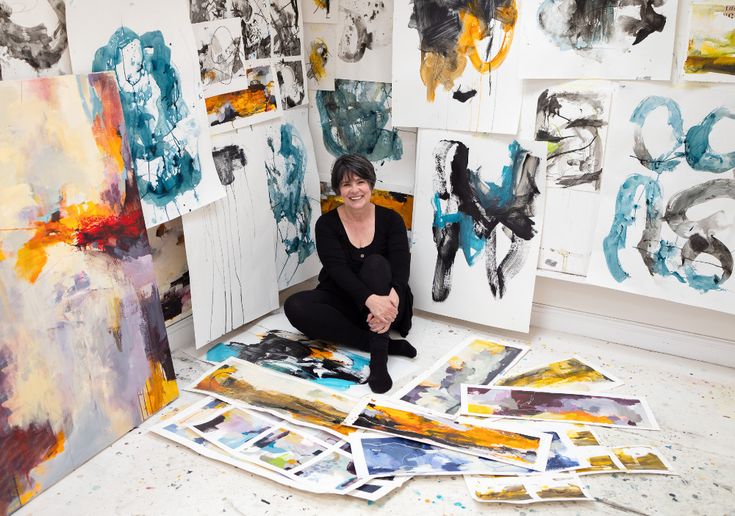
left=151, top=330, right=675, bottom=504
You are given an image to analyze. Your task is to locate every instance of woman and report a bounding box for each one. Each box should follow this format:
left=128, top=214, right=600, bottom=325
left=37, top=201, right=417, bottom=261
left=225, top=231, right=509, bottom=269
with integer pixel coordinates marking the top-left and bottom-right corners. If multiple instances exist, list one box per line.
left=284, top=154, right=415, bottom=393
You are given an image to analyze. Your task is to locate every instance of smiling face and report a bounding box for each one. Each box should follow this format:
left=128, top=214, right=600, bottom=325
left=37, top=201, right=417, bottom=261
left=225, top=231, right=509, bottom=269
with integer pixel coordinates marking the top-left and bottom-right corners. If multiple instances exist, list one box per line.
left=338, top=172, right=372, bottom=211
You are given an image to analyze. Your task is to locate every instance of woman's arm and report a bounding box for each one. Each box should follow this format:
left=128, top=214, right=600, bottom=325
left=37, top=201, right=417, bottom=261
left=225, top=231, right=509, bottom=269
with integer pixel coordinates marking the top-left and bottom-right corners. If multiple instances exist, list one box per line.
left=385, top=209, right=411, bottom=289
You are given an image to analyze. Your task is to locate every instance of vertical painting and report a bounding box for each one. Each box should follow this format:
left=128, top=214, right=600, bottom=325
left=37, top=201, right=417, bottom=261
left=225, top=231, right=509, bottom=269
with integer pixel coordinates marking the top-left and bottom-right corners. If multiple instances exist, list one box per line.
left=271, top=0, right=303, bottom=58
left=518, top=0, right=679, bottom=79
left=276, top=58, right=307, bottom=109
left=305, top=22, right=337, bottom=91
left=0, top=73, right=178, bottom=514
left=411, top=129, right=546, bottom=333
left=147, top=218, right=192, bottom=326
left=392, top=0, right=523, bottom=134
left=683, top=2, right=735, bottom=83
left=587, top=83, right=735, bottom=315
left=66, top=0, right=226, bottom=228
left=0, top=0, right=71, bottom=80
left=309, top=80, right=417, bottom=192
left=335, top=0, right=393, bottom=83
left=303, top=0, right=338, bottom=24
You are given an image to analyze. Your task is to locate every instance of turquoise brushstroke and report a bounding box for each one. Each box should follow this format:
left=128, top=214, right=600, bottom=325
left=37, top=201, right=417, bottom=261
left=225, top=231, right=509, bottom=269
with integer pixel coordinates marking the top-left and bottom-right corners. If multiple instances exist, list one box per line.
left=206, top=343, right=240, bottom=362
left=630, top=96, right=684, bottom=173
left=685, top=107, right=735, bottom=173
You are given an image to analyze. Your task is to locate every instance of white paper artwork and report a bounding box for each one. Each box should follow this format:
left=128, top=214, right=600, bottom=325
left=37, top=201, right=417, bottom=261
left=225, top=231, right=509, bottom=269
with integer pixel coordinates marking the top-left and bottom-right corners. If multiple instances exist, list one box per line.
left=391, top=0, right=523, bottom=134
left=66, top=0, right=226, bottom=228
left=303, top=0, right=339, bottom=24
left=681, top=1, right=735, bottom=84
left=518, top=0, right=679, bottom=80
left=305, top=23, right=337, bottom=91
left=335, top=0, right=393, bottom=83
left=411, top=129, right=547, bottom=332
left=587, top=82, right=735, bottom=314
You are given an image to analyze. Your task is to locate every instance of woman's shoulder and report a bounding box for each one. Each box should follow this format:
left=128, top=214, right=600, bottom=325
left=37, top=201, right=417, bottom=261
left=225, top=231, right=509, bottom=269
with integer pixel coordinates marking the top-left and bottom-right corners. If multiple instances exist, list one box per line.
left=316, top=207, right=341, bottom=231
left=375, top=204, right=406, bottom=228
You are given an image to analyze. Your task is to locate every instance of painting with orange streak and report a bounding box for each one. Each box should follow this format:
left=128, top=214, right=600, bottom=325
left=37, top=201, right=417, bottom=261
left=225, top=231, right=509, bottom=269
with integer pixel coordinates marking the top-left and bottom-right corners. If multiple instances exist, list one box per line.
left=321, top=185, right=414, bottom=231
left=342, top=398, right=550, bottom=470
left=0, top=72, right=178, bottom=514
left=462, top=386, right=659, bottom=429
left=188, top=357, right=358, bottom=438
left=495, top=356, right=623, bottom=391
left=393, top=0, right=523, bottom=134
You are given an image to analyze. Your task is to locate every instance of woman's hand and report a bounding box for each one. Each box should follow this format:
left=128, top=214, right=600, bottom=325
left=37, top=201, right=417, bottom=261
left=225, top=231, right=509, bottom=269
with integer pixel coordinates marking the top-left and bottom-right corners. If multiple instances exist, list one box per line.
left=365, top=294, right=398, bottom=325
left=388, top=288, right=399, bottom=309
left=367, top=313, right=391, bottom=334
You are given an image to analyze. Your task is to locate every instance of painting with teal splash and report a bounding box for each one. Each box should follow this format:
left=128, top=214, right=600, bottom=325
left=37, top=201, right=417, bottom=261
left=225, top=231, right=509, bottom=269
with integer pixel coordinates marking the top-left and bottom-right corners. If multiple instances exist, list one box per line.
left=92, top=27, right=202, bottom=211
left=316, top=79, right=402, bottom=162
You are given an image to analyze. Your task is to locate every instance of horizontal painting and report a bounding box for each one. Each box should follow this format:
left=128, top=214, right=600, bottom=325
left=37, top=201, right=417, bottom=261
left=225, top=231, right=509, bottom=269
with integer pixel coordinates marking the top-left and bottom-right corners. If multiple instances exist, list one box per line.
left=683, top=2, right=735, bottom=83
left=246, top=426, right=331, bottom=472
left=465, top=473, right=592, bottom=504
left=189, top=406, right=274, bottom=452
left=495, top=356, right=623, bottom=391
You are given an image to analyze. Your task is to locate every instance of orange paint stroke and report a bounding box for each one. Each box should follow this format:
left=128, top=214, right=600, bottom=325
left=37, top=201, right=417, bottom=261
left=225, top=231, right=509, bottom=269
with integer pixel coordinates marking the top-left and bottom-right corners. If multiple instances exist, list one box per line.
left=322, top=189, right=413, bottom=229
left=143, top=360, right=180, bottom=417
left=206, top=83, right=277, bottom=118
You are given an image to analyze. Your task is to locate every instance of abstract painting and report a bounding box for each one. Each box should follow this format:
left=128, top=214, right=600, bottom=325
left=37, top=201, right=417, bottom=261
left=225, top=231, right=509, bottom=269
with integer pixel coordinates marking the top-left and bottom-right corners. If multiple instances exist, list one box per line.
left=683, top=2, right=735, bottom=82
left=305, top=22, right=337, bottom=91
left=0, top=0, right=70, bottom=80
left=276, top=58, right=307, bottom=109
left=188, top=358, right=359, bottom=437
left=587, top=83, right=735, bottom=314
left=495, top=356, right=623, bottom=391
left=292, top=447, right=364, bottom=493
left=519, top=0, right=679, bottom=79
left=394, top=336, right=527, bottom=417
left=271, top=0, right=302, bottom=57
left=147, top=218, right=192, bottom=326
left=66, top=0, right=226, bottom=228
left=411, top=130, right=546, bottom=332
left=310, top=80, right=417, bottom=191
left=392, top=0, right=523, bottom=134
left=194, top=17, right=247, bottom=90
left=205, top=330, right=370, bottom=390
left=465, top=474, right=592, bottom=504
left=304, top=0, right=338, bottom=24
left=189, top=406, right=274, bottom=452
left=335, top=0, right=393, bottom=82
left=0, top=73, right=178, bottom=514
left=343, top=398, right=551, bottom=470
left=461, top=386, right=659, bottom=429
left=576, top=445, right=674, bottom=475
left=245, top=426, right=331, bottom=472
left=321, top=183, right=414, bottom=233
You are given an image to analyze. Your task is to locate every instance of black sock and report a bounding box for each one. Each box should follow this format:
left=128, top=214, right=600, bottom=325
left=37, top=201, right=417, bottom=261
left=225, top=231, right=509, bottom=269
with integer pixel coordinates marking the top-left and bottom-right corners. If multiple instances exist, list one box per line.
left=368, top=335, right=392, bottom=394
left=388, top=338, right=417, bottom=358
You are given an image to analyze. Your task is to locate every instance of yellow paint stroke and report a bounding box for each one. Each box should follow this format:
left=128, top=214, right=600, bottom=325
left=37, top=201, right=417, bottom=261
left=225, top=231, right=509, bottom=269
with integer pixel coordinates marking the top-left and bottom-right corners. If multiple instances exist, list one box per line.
left=535, top=484, right=585, bottom=500
left=684, top=4, right=735, bottom=75
left=475, top=484, right=532, bottom=501
left=496, top=358, right=612, bottom=389
left=313, top=0, right=328, bottom=10
left=309, top=38, right=329, bottom=80
left=206, top=83, right=277, bottom=118
left=0, top=245, right=5, bottom=261
left=577, top=453, right=620, bottom=474
left=566, top=428, right=600, bottom=447
left=613, top=447, right=669, bottom=471
left=321, top=189, right=414, bottom=230
left=143, top=360, right=179, bottom=418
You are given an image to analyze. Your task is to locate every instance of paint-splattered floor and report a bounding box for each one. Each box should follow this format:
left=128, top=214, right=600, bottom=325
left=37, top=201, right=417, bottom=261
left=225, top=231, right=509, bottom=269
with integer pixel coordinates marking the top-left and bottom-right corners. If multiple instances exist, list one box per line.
left=17, top=309, right=735, bottom=515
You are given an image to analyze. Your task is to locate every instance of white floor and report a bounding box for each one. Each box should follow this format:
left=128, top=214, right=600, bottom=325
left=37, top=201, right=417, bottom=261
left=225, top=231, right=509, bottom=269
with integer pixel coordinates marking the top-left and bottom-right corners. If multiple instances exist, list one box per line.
left=17, top=309, right=735, bottom=515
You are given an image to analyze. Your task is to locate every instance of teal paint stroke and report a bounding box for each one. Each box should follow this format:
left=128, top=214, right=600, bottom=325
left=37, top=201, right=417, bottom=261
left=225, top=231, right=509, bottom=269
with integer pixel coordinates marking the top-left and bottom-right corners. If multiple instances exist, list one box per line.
left=93, top=27, right=202, bottom=207
left=630, top=96, right=684, bottom=174
left=685, top=107, right=735, bottom=173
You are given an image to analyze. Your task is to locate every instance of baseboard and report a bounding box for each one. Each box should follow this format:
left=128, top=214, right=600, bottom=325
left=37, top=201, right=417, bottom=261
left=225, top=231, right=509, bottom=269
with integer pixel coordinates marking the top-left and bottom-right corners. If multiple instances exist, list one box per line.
left=165, top=315, right=195, bottom=353
left=531, top=303, right=735, bottom=368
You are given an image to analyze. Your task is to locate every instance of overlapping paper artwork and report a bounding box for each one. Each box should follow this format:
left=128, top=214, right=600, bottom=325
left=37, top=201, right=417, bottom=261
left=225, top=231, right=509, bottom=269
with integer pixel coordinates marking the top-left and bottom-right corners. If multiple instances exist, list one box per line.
left=0, top=0, right=71, bottom=80
left=335, top=0, right=393, bottom=82
left=66, top=0, right=226, bottom=228
left=683, top=2, right=735, bottom=82
left=495, top=356, right=623, bottom=391
left=411, top=130, right=546, bottom=332
left=147, top=218, right=192, bottom=325
left=519, top=0, right=679, bottom=80
left=587, top=83, right=735, bottom=314
left=392, top=0, right=523, bottom=134
left=305, top=23, right=337, bottom=90
left=576, top=445, right=674, bottom=475
left=465, top=474, right=592, bottom=504
left=0, top=73, right=178, bottom=514
left=394, top=337, right=527, bottom=417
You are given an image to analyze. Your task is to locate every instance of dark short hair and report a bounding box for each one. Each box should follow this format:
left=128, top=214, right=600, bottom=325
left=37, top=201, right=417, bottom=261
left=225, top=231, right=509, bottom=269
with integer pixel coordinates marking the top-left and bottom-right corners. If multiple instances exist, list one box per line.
left=331, top=154, right=376, bottom=192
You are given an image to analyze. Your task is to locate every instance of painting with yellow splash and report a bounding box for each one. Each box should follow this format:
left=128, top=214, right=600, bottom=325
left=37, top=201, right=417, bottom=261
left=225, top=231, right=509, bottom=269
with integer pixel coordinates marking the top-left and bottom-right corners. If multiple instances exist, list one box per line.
left=683, top=2, right=735, bottom=83
left=462, top=386, right=659, bottom=429
left=611, top=446, right=674, bottom=474
left=321, top=183, right=414, bottom=232
left=394, top=336, right=527, bottom=417
left=392, top=0, right=523, bottom=134
left=495, top=356, right=623, bottom=391
left=0, top=72, right=178, bottom=514
left=465, top=473, right=592, bottom=504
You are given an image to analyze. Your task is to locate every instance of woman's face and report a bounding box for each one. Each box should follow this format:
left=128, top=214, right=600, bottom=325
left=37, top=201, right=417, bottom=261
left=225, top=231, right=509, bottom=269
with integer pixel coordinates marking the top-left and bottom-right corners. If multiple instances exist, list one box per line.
left=338, top=172, right=372, bottom=210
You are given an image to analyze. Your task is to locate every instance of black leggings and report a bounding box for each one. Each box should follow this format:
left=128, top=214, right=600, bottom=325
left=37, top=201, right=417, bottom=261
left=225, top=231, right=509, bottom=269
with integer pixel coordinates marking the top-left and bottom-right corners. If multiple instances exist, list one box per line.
left=284, top=255, right=406, bottom=351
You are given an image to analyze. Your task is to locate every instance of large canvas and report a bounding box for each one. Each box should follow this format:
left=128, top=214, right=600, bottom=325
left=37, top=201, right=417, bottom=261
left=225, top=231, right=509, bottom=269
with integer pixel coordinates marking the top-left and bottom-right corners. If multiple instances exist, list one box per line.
left=411, top=130, right=546, bottom=332
left=309, top=81, right=417, bottom=192
left=682, top=2, right=735, bottom=82
left=587, top=83, right=735, bottom=314
left=335, top=0, right=393, bottom=83
left=66, top=0, right=226, bottom=228
left=518, top=0, right=679, bottom=80
left=392, top=0, right=523, bottom=134
left=305, top=23, right=337, bottom=91
left=147, top=218, right=192, bottom=326
left=0, top=73, right=179, bottom=514
left=0, top=0, right=71, bottom=80
left=394, top=336, right=527, bottom=417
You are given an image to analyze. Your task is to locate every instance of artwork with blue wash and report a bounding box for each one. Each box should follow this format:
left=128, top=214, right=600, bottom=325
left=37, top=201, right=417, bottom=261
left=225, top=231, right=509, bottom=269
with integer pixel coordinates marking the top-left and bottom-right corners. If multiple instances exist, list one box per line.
left=66, top=0, right=226, bottom=228
left=411, top=129, right=547, bottom=333
left=587, top=83, right=735, bottom=315
left=518, top=0, right=679, bottom=80
left=205, top=330, right=370, bottom=390
left=335, top=0, right=393, bottom=83
left=308, top=84, right=417, bottom=192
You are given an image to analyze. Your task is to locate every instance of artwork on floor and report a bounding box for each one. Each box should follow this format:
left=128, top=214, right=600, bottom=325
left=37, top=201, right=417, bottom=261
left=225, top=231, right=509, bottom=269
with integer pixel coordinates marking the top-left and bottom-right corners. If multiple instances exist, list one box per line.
left=147, top=218, right=192, bottom=326
left=576, top=445, right=674, bottom=475
left=411, top=130, right=546, bottom=333
left=586, top=83, right=735, bottom=314
left=321, top=183, right=414, bottom=233
left=239, top=425, right=332, bottom=473
left=682, top=2, right=735, bottom=82
left=304, top=0, right=338, bottom=24
left=204, top=330, right=370, bottom=390
left=518, top=0, right=679, bottom=80
left=495, top=356, right=623, bottom=391
left=335, top=0, right=393, bottom=83
left=343, top=398, right=552, bottom=470
left=66, top=0, right=226, bottom=228
left=0, top=72, right=179, bottom=514
left=565, top=426, right=602, bottom=447
left=305, top=23, right=337, bottom=91
left=461, top=386, right=659, bottom=429
left=465, top=473, right=592, bottom=504
left=0, top=0, right=71, bottom=80
left=310, top=80, right=417, bottom=192
left=393, top=336, right=528, bottom=417
left=188, top=358, right=359, bottom=437
left=392, top=0, right=523, bottom=134
left=189, top=406, right=275, bottom=452
left=276, top=58, right=307, bottom=109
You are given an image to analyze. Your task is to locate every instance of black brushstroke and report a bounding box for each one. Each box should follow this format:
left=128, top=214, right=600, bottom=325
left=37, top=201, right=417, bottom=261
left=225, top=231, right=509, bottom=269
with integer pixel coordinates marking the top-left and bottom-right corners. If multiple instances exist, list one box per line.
left=276, top=60, right=305, bottom=109
left=271, top=0, right=301, bottom=58
left=241, top=3, right=271, bottom=59
left=193, top=414, right=226, bottom=432
left=452, top=88, right=477, bottom=103
left=338, top=12, right=373, bottom=62
left=212, top=145, right=247, bottom=186
left=161, top=271, right=190, bottom=321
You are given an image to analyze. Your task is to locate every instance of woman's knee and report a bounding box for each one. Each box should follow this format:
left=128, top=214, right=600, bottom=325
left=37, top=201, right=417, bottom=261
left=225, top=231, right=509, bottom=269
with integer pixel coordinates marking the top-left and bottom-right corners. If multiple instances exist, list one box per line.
left=360, top=254, right=391, bottom=280
left=284, top=291, right=309, bottom=324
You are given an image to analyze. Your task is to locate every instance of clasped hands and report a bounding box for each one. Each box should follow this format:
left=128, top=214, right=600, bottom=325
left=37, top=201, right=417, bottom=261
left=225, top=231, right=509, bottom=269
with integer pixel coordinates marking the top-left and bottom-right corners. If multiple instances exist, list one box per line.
left=365, top=289, right=399, bottom=334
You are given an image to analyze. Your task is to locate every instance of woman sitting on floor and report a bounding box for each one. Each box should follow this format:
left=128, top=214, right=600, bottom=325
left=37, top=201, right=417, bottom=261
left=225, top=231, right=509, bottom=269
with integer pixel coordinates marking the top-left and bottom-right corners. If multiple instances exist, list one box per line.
left=284, top=154, right=416, bottom=393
